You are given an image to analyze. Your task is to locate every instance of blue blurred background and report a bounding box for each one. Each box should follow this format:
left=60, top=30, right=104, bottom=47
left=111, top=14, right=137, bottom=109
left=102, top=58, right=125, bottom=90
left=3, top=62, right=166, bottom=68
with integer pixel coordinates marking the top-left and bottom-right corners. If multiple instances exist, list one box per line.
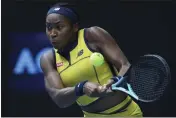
left=2, top=0, right=176, bottom=117
left=8, top=33, right=51, bottom=92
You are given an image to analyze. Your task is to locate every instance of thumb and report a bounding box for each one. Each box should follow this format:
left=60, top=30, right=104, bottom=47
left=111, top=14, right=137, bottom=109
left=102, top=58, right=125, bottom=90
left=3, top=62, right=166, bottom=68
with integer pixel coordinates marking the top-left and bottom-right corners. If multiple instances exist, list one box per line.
left=106, top=79, right=115, bottom=88
left=97, top=85, right=107, bottom=91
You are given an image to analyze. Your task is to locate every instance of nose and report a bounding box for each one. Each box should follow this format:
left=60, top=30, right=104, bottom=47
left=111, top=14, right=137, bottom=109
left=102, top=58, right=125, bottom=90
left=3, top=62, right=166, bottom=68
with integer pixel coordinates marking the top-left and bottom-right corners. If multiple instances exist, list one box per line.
left=50, top=28, right=57, bottom=38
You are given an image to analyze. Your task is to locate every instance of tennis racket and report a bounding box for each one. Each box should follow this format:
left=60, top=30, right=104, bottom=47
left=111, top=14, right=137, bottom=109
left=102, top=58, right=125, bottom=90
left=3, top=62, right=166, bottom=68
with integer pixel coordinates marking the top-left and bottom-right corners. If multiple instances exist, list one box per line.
left=111, top=54, right=171, bottom=102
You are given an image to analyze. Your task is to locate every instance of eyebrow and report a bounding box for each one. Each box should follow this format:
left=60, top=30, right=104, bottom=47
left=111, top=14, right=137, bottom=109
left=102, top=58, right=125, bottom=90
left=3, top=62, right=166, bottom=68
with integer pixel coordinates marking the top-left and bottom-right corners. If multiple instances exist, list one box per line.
left=46, top=21, right=61, bottom=24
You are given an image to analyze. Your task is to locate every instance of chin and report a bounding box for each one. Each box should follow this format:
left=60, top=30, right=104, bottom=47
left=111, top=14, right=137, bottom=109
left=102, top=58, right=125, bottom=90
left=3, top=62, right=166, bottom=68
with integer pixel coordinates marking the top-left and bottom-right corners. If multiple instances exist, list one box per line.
left=53, top=43, right=67, bottom=50
left=52, top=45, right=59, bottom=49
left=54, top=45, right=64, bottom=50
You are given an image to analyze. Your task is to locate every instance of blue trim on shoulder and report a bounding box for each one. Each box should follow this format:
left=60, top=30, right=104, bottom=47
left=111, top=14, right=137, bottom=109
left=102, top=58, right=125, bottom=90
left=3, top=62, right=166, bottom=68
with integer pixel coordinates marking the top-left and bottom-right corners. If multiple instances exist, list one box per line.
left=84, top=28, right=97, bottom=52
left=84, top=28, right=117, bottom=77
left=52, top=48, right=57, bottom=70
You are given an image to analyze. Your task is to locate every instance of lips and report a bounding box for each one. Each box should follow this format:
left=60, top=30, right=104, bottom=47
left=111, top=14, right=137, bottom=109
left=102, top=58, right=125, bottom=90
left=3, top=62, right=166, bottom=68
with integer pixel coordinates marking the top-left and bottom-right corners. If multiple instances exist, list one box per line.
left=51, top=41, right=58, bottom=46
left=51, top=41, right=57, bottom=43
left=50, top=37, right=62, bottom=47
left=51, top=37, right=58, bottom=44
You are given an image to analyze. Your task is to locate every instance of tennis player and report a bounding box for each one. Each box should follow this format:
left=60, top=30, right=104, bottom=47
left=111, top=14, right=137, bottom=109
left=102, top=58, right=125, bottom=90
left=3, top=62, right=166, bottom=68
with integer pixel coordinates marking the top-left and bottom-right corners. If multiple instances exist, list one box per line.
left=40, top=3, right=143, bottom=117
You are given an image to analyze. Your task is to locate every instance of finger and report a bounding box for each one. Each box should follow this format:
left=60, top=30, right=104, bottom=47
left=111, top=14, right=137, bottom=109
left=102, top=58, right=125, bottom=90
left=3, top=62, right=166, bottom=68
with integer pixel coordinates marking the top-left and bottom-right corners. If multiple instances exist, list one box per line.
left=106, top=79, right=115, bottom=88
left=98, top=86, right=102, bottom=90
left=97, top=85, right=106, bottom=93
left=102, top=84, right=107, bottom=89
left=98, top=86, right=106, bottom=91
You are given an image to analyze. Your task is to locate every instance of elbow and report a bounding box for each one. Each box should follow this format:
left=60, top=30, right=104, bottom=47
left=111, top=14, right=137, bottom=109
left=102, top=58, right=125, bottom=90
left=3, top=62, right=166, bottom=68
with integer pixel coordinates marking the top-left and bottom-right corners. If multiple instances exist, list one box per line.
left=122, top=62, right=131, bottom=71
left=117, top=62, right=131, bottom=73
left=57, top=104, right=68, bottom=108
left=54, top=100, right=69, bottom=108
left=119, top=61, right=131, bottom=69
left=123, top=62, right=131, bottom=68
left=53, top=97, right=70, bottom=108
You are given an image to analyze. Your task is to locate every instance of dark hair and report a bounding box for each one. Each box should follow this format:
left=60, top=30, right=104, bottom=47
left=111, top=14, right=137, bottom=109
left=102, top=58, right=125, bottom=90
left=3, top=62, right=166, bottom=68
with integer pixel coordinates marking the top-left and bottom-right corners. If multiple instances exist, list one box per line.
left=50, top=2, right=80, bottom=24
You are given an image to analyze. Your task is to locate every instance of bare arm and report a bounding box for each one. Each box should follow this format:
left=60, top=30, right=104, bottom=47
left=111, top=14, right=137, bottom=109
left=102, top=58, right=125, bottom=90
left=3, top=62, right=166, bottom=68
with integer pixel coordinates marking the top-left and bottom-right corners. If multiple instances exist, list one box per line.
left=40, top=50, right=78, bottom=108
left=86, top=26, right=131, bottom=83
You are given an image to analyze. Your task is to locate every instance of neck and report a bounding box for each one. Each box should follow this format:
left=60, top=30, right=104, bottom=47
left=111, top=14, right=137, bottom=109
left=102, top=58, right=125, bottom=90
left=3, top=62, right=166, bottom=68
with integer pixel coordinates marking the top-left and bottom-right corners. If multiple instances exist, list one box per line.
left=59, top=32, right=78, bottom=53
left=69, top=33, right=77, bottom=44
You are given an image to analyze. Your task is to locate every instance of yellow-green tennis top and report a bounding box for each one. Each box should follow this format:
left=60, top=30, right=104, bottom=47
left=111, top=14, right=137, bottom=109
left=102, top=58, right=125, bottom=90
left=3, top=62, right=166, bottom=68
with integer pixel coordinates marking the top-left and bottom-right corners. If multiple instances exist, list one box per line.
left=54, top=29, right=118, bottom=106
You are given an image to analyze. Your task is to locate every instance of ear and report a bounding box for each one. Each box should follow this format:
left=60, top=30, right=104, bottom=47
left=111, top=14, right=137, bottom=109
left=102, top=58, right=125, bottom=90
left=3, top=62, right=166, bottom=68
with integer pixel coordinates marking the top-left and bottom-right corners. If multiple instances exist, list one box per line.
left=73, top=23, right=79, bottom=32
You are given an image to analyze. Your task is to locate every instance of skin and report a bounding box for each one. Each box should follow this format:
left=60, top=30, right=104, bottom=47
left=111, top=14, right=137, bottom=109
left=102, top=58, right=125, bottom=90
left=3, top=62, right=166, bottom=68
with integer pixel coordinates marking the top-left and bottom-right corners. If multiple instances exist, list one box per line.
left=40, top=13, right=131, bottom=111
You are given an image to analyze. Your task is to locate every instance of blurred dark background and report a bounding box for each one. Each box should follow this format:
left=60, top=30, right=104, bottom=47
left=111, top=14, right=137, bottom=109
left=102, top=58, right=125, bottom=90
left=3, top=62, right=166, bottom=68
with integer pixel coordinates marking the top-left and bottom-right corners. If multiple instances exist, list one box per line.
left=2, top=0, right=176, bottom=117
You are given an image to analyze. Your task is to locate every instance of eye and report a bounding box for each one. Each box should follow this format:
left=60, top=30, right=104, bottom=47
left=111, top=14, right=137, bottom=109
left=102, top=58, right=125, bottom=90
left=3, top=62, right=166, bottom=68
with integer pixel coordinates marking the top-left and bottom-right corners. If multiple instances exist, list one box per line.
left=46, top=23, right=53, bottom=31
left=56, top=25, right=64, bottom=30
left=47, top=26, right=52, bottom=31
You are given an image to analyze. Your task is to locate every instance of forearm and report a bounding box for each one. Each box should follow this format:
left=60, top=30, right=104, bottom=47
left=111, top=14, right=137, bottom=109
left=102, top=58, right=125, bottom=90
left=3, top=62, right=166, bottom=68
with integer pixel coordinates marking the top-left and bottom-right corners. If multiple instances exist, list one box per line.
left=47, top=87, right=78, bottom=108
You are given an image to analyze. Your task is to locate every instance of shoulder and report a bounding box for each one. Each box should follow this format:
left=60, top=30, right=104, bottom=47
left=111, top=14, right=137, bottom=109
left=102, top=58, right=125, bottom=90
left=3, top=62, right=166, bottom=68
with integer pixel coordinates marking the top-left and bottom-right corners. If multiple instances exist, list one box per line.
left=40, top=49, right=55, bottom=70
left=86, top=26, right=106, bottom=33
left=40, top=49, right=54, bottom=62
left=85, top=26, right=105, bottom=39
left=84, top=26, right=115, bottom=48
left=85, top=26, right=112, bottom=43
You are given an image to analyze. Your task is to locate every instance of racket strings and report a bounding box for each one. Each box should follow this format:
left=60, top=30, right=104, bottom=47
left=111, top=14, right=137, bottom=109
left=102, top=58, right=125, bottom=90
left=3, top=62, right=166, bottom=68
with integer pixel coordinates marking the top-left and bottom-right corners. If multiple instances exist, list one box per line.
left=130, top=56, right=170, bottom=101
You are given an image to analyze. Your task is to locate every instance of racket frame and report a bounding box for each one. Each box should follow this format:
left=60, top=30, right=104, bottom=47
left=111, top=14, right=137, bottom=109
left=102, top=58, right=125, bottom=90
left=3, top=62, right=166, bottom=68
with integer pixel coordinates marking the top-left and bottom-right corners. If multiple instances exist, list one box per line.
left=111, top=54, right=171, bottom=102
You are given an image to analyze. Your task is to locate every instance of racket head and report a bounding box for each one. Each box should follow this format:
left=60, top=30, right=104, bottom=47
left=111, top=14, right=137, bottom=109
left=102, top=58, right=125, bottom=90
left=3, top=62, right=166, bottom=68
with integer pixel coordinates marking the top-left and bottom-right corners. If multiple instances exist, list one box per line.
left=128, top=54, right=171, bottom=102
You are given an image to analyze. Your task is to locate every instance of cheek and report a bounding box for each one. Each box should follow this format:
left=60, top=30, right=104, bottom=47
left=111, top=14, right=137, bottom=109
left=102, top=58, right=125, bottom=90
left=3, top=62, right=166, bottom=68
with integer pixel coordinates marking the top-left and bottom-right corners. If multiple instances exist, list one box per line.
left=46, top=31, right=50, bottom=38
left=46, top=29, right=49, bottom=35
left=64, top=32, right=73, bottom=42
left=64, top=28, right=73, bottom=37
left=59, top=29, right=72, bottom=39
left=46, top=31, right=52, bottom=41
